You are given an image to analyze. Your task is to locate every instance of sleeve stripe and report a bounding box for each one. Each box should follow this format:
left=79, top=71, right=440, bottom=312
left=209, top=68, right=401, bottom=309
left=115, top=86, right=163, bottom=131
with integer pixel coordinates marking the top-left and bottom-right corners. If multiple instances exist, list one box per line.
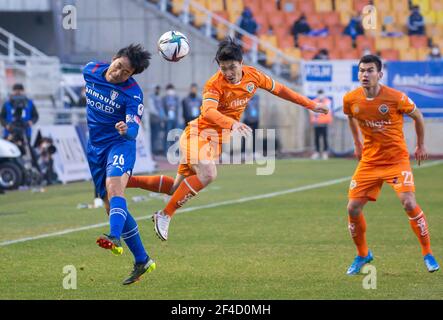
left=270, top=79, right=275, bottom=92
left=407, top=105, right=417, bottom=114
left=203, top=98, right=219, bottom=103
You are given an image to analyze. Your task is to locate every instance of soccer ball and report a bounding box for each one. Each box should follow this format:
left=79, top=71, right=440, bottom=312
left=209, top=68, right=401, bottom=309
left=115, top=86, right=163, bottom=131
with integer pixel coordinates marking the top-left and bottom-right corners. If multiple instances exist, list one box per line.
left=157, top=31, right=190, bottom=62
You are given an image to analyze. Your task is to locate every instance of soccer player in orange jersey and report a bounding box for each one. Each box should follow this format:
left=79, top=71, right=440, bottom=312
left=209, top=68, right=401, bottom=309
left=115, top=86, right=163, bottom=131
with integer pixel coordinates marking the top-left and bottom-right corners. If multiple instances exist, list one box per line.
left=343, top=55, right=439, bottom=274
left=127, top=38, right=328, bottom=241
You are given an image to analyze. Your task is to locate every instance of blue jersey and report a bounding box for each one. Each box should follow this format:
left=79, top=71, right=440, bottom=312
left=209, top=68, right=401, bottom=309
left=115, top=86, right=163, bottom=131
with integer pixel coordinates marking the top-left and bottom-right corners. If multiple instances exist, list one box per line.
left=83, top=61, right=144, bottom=147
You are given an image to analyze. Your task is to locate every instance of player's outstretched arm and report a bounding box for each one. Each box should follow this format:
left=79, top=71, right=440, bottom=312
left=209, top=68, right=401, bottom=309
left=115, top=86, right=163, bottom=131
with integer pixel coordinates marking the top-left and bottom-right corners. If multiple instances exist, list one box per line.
left=272, top=83, right=329, bottom=114
left=407, top=108, right=428, bottom=166
left=347, top=115, right=363, bottom=160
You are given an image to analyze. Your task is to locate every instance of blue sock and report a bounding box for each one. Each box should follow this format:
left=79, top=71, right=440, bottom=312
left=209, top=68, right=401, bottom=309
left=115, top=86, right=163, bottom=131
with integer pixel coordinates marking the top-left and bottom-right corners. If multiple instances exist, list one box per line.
left=122, top=213, right=149, bottom=264
left=109, top=196, right=128, bottom=239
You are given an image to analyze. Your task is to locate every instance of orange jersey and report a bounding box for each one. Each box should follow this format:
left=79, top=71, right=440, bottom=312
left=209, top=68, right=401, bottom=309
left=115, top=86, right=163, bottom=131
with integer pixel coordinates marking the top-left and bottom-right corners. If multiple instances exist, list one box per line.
left=343, top=85, right=416, bottom=165
left=189, top=65, right=315, bottom=143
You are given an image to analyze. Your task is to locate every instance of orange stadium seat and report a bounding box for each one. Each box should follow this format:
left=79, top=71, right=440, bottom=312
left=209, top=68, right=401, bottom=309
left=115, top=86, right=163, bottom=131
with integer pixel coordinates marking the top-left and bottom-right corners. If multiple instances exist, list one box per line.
left=316, top=35, right=335, bottom=51
left=205, top=0, right=224, bottom=12
left=400, top=48, right=419, bottom=60
left=259, top=34, right=278, bottom=51
left=265, top=49, right=277, bottom=66
left=241, top=35, right=256, bottom=52
left=298, top=35, right=318, bottom=51
left=356, top=35, right=376, bottom=53
left=322, top=11, right=341, bottom=28
left=171, top=0, right=185, bottom=15
left=409, top=35, right=429, bottom=48
left=392, top=36, right=410, bottom=51
left=423, top=11, right=437, bottom=24
left=283, top=47, right=302, bottom=59
left=373, top=0, right=392, bottom=13
left=334, top=35, right=353, bottom=51
left=285, top=12, right=301, bottom=27
left=260, top=0, right=278, bottom=13
left=431, top=0, right=443, bottom=10
left=380, top=49, right=400, bottom=60
left=375, top=36, right=393, bottom=51
left=341, top=48, right=360, bottom=60
left=354, top=0, right=371, bottom=13
left=328, top=49, right=342, bottom=59
left=298, top=0, right=316, bottom=15
left=339, top=11, right=353, bottom=25
left=395, top=10, right=410, bottom=27
left=335, top=0, right=353, bottom=12
left=328, top=24, right=345, bottom=36
left=301, top=49, right=317, bottom=60
left=314, top=0, right=333, bottom=12
left=278, top=35, right=296, bottom=49
left=268, top=11, right=287, bottom=30
left=417, top=47, right=431, bottom=60
left=289, top=63, right=300, bottom=79
left=254, top=13, right=270, bottom=35
left=392, top=0, right=410, bottom=13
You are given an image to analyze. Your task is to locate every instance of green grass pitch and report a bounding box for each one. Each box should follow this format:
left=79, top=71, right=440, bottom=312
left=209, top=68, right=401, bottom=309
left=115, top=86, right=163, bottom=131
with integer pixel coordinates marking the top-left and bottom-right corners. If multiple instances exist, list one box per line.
left=0, top=159, right=441, bottom=299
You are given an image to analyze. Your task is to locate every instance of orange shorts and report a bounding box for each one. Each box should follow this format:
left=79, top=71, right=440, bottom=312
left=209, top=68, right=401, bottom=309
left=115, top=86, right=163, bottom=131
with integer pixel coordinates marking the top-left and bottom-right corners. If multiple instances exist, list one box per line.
left=177, top=125, right=222, bottom=177
left=348, top=161, right=415, bottom=201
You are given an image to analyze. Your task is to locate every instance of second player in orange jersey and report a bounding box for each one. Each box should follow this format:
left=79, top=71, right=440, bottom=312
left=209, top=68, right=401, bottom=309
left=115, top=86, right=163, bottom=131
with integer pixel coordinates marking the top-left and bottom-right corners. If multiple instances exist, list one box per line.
left=343, top=55, right=439, bottom=274
left=127, top=38, right=329, bottom=241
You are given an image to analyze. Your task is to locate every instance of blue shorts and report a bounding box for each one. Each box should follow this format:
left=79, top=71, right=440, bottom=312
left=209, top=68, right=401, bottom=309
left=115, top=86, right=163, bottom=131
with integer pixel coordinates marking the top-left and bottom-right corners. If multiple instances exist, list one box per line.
left=87, top=140, right=136, bottom=198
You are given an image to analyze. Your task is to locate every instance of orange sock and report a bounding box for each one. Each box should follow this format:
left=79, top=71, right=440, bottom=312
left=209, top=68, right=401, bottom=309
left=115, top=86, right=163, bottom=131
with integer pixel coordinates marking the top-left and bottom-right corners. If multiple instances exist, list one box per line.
left=164, top=175, right=205, bottom=217
left=127, top=175, right=174, bottom=194
left=348, top=212, right=368, bottom=257
left=406, top=205, right=432, bottom=256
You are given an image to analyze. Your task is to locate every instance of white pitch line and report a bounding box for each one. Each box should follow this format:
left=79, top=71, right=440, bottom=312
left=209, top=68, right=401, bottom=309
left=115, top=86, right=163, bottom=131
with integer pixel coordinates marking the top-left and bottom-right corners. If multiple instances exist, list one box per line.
left=1, top=160, right=442, bottom=247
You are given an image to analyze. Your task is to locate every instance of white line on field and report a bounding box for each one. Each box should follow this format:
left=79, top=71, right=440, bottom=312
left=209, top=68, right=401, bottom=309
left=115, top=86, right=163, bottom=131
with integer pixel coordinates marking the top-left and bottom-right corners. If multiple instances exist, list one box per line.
left=1, top=160, right=442, bottom=247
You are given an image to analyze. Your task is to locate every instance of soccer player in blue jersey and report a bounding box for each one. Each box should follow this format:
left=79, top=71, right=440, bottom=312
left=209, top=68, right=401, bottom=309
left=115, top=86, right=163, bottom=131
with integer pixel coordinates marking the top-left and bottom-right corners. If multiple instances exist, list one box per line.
left=83, top=44, right=156, bottom=285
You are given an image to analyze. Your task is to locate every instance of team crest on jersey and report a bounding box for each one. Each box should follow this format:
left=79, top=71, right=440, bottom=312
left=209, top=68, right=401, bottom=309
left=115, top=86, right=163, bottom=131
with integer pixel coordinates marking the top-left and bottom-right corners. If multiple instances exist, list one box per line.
left=378, top=104, right=389, bottom=114
left=110, top=90, right=119, bottom=101
left=352, top=105, right=359, bottom=114
left=246, top=82, right=255, bottom=93
left=137, top=103, right=144, bottom=116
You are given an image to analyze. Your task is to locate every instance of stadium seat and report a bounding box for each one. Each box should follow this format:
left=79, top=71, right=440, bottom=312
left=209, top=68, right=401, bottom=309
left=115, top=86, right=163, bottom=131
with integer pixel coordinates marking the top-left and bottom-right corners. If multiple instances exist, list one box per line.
left=399, top=48, right=418, bottom=60
left=353, top=0, right=371, bottom=13
left=301, top=49, right=317, bottom=60
left=409, top=35, right=429, bottom=48
left=339, top=11, right=353, bottom=25
left=395, top=10, right=410, bottom=27
left=356, top=35, right=376, bottom=53
left=380, top=49, right=400, bottom=60
left=268, top=11, right=286, bottom=30
left=205, top=0, right=224, bottom=12
left=260, top=0, right=278, bottom=13
left=375, top=36, right=393, bottom=51
left=334, top=35, right=353, bottom=51
left=298, top=35, right=318, bottom=51
left=423, top=11, right=437, bottom=24
left=328, top=24, right=345, bottom=36
left=322, top=11, right=341, bottom=28
left=437, top=11, right=443, bottom=25
left=259, top=34, right=278, bottom=51
left=417, top=47, right=431, bottom=60
left=171, top=0, right=186, bottom=15
left=289, top=62, right=300, bottom=79
left=340, top=48, right=360, bottom=60
left=298, top=0, right=316, bottom=15
left=285, top=12, right=301, bottom=28
left=265, top=49, right=277, bottom=66
left=392, top=36, right=410, bottom=51
left=392, top=0, right=410, bottom=13
left=411, top=0, right=430, bottom=13
left=335, top=0, right=353, bottom=12
left=283, top=47, right=302, bottom=59
left=241, top=35, right=256, bottom=52
left=277, top=34, right=296, bottom=49
left=225, top=0, right=244, bottom=13
left=316, top=35, right=335, bottom=51
left=430, top=0, right=443, bottom=10
left=373, top=0, right=392, bottom=13
left=254, top=13, right=270, bottom=35
left=328, top=49, right=342, bottom=59
left=314, top=0, right=333, bottom=12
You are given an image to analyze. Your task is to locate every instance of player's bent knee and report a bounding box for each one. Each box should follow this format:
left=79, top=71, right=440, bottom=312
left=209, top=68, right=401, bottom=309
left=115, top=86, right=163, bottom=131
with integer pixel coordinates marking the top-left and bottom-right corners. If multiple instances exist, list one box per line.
left=401, top=197, right=416, bottom=211
left=347, top=201, right=364, bottom=216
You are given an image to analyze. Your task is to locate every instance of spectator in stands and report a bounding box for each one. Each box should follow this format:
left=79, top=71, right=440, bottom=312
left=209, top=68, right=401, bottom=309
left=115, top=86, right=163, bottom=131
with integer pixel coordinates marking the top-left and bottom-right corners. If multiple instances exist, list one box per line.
left=236, top=7, right=258, bottom=40
left=0, top=83, right=39, bottom=143
left=182, top=83, right=202, bottom=125
left=407, top=5, right=425, bottom=35
left=427, top=45, right=442, bottom=60
left=292, top=14, right=311, bottom=46
left=343, top=14, right=364, bottom=42
left=313, top=48, right=330, bottom=60
left=162, top=83, right=180, bottom=153
left=310, top=89, right=333, bottom=160
left=241, top=94, right=260, bottom=156
left=149, top=85, right=166, bottom=156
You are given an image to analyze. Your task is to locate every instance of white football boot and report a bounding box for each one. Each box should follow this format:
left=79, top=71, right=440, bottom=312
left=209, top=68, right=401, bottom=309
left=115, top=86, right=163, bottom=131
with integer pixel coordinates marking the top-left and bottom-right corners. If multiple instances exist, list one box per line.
left=153, top=210, right=171, bottom=241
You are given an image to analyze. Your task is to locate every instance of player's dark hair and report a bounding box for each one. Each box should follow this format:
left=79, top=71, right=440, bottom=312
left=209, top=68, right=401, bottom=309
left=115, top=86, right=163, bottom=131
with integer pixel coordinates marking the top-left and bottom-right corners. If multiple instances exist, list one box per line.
left=215, top=37, right=243, bottom=63
left=358, top=55, right=382, bottom=72
left=115, top=44, right=151, bottom=75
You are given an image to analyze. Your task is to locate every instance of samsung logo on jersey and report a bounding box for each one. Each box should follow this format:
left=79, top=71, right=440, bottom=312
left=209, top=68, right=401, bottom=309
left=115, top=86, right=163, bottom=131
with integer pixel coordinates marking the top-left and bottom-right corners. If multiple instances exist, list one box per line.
left=392, top=74, right=443, bottom=86
left=305, top=64, right=333, bottom=82
left=86, top=87, right=122, bottom=109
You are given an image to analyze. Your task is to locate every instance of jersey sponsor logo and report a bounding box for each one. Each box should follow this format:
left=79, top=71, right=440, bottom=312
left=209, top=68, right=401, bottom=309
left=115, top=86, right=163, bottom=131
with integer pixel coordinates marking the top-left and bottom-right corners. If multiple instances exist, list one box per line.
left=246, top=82, right=255, bottom=93
left=137, top=103, right=144, bottom=116
left=110, top=90, right=119, bottom=101
left=229, top=96, right=250, bottom=108
left=362, top=119, right=392, bottom=128
left=417, top=217, right=428, bottom=236
left=378, top=104, right=389, bottom=114
left=85, top=87, right=122, bottom=109
left=87, top=98, right=115, bottom=114
left=177, top=193, right=194, bottom=207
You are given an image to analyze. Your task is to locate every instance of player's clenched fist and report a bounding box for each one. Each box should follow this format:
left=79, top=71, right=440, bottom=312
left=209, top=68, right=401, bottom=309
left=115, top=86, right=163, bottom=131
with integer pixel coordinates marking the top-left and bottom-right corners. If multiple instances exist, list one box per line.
left=115, top=121, right=128, bottom=135
left=312, top=102, right=329, bottom=114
